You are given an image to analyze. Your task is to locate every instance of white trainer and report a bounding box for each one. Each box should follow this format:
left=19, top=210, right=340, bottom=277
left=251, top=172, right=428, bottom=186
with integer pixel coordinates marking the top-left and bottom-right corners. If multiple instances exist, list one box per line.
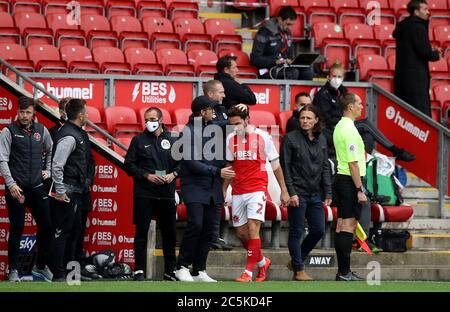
left=175, top=266, right=194, bottom=282
left=192, top=271, right=217, bottom=282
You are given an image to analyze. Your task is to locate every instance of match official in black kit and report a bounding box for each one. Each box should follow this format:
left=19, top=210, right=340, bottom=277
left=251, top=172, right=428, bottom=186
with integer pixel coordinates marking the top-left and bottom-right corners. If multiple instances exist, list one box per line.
left=50, top=99, right=89, bottom=281
left=124, top=107, right=179, bottom=282
left=0, top=96, right=53, bottom=282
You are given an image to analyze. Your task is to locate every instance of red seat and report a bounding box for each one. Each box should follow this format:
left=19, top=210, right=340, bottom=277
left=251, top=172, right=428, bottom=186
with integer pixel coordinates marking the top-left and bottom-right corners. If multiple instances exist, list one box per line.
left=218, top=49, right=250, bottom=66
left=156, top=48, right=194, bottom=76
left=389, top=0, right=409, bottom=13
left=124, top=47, right=163, bottom=75
left=0, top=0, right=9, bottom=13
left=429, top=0, right=448, bottom=9
left=292, top=6, right=307, bottom=40
left=80, top=14, right=119, bottom=49
left=204, top=18, right=243, bottom=53
left=14, top=12, right=54, bottom=46
left=173, top=17, right=212, bottom=51
left=357, top=54, right=388, bottom=81
left=27, top=44, right=67, bottom=72
left=142, top=16, right=181, bottom=51
left=11, top=0, right=41, bottom=14
left=137, top=0, right=167, bottom=19
left=176, top=203, right=187, bottom=221
left=85, top=106, right=107, bottom=136
left=172, top=108, right=191, bottom=130
left=111, top=15, right=149, bottom=49
left=360, top=0, right=396, bottom=24
left=371, top=203, right=414, bottom=222
left=278, top=110, right=292, bottom=135
left=330, top=0, right=366, bottom=25
left=106, top=0, right=136, bottom=18
left=0, top=12, right=21, bottom=44
left=187, top=49, right=217, bottom=72
left=104, top=106, right=140, bottom=137
left=0, top=43, right=27, bottom=60
left=387, top=53, right=396, bottom=70
left=112, top=137, right=133, bottom=157
left=312, top=22, right=351, bottom=70
left=46, top=13, right=86, bottom=47
left=92, top=46, right=131, bottom=74
left=137, top=107, right=172, bottom=130
left=167, top=1, right=199, bottom=20
left=268, top=0, right=299, bottom=17
left=237, top=66, right=258, bottom=79
left=299, top=0, right=336, bottom=26
left=430, top=58, right=448, bottom=72
left=434, top=84, right=450, bottom=104
left=249, top=111, right=277, bottom=133
left=60, top=45, right=99, bottom=73
left=344, top=23, right=381, bottom=59
left=374, top=24, right=395, bottom=46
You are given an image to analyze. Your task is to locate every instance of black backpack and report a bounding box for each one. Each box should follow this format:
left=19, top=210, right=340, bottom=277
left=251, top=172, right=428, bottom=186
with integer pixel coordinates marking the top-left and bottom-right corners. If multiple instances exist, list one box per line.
left=370, top=229, right=410, bottom=252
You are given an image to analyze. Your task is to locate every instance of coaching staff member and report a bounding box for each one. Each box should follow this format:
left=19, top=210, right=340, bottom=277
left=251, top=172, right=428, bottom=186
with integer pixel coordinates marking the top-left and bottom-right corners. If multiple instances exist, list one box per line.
left=174, top=96, right=235, bottom=282
left=124, top=107, right=179, bottom=282
left=48, top=97, right=95, bottom=270
left=0, top=96, right=53, bottom=282
left=50, top=99, right=89, bottom=281
left=333, top=93, right=367, bottom=281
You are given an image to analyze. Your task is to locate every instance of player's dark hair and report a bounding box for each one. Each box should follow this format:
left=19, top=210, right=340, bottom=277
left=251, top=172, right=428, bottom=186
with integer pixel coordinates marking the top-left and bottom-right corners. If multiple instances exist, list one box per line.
left=295, top=92, right=310, bottom=103
left=65, top=98, right=86, bottom=121
left=339, top=93, right=357, bottom=112
left=278, top=6, right=297, bottom=20
left=300, top=104, right=324, bottom=134
left=18, top=96, right=36, bottom=110
left=216, top=55, right=237, bottom=73
left=145, top=107, right=163, bottom=120
left=228, top=105, right=249, bottom=120
left=407, top=0, right=427, bottom=16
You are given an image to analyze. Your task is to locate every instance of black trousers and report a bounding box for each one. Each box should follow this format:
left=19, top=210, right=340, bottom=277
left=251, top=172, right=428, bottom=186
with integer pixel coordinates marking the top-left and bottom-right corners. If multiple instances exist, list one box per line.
left=5, top=185, right=52, bottom=271
left=177, top=200, right=217, bottom=274
left=133, top=197, right=176, bottom=274
left=49, top=192, right=82, bottom=279
left=74, top=191, right=92, bottom=263
left=210, top=204, right=221, bottom=244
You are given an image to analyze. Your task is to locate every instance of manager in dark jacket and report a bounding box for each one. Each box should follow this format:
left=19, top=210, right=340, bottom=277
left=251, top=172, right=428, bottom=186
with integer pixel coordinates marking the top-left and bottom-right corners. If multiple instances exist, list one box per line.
left=124, top=107, right=179, bottom=282
left=250, top=6, right=313, bottom=80
left=280, top=104, right=331, bottom=281
left=174, top=96, right=235, bottom=282
left=214, top=55, right=257, bottom=109
left=393, top=0, right=441, bottom=117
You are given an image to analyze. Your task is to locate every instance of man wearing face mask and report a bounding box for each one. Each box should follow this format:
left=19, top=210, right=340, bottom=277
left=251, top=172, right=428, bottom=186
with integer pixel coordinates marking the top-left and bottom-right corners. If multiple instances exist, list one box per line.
left=50, top=99, right=89, bottom=281
left=0, top=96, right=53, bottom=282
left=124, top=107, right=179, bottom=282
left=313, top=61, right=416, bottom=162
left=251, top=6, right=313, bottom=81
left=49, top=98, right=95, bottom=275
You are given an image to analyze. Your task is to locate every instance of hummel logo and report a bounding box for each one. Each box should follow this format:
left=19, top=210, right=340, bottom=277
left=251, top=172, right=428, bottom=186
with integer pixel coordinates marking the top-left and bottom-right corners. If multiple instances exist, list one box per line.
left=144, top=145, right=151, bottom=148
left=247, top=250, right=253, bottom=257
left=80, top=140, right=84, bottom=144
left=54, top=229, right=62, bottom=239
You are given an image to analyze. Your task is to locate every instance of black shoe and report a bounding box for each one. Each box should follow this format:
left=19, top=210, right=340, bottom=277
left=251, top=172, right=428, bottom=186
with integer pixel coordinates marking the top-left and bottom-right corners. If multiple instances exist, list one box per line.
left=163, top=271, right=179, bottom=281
left=336, top=272, right=365, bottom=281
left=394, top=148, right=416, bottom=162
left=133, top=271, right=145, bottom=281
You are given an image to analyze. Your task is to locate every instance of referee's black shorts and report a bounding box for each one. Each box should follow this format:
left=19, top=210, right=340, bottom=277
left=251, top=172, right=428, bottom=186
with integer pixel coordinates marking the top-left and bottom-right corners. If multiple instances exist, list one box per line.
left=334, top=174, right=362, bottom=220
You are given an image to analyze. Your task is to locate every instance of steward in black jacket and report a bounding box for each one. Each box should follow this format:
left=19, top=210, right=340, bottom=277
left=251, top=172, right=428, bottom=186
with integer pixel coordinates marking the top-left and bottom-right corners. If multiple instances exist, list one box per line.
left=124, top=107, right=179, bottom=281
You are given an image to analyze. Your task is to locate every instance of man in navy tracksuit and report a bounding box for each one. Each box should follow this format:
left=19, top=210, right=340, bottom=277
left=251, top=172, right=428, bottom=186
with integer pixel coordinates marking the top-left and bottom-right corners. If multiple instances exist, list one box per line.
left=174, top=96, right=235, bottom=282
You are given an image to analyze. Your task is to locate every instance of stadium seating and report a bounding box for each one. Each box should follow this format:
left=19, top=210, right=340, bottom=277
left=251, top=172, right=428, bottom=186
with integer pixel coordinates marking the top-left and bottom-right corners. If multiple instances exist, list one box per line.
left=112, top=137, right=133, bottom=157
left=278, top=110, right=292, bottom=135
left=92, top=46, right=131, bottom=74
left=204, top=18, right=242, bottom=53
left=104, top=106, right=141, bottom=137
left=124, top=47, right=163, bottom=75
left=110, top=15, right=149, bottom=50
left=173, top=17, right=212, bottom=52
left=156, top=48, right=195, bottom=76
left=187, top=49, right=217, bottom=76
left=60, top=45, right=100, bottom=73
left=27, top=44, right=67, bottom=72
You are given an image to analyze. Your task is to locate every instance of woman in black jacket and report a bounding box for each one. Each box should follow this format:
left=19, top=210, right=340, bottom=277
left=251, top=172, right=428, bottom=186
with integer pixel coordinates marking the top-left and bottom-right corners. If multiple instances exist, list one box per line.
left=280, top=104, right=332, bottom=281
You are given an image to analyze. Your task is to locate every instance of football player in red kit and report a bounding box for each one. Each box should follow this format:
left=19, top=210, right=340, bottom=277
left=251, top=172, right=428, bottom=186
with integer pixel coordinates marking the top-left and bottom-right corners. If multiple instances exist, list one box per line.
left=224, top=106, right=290, bottom=282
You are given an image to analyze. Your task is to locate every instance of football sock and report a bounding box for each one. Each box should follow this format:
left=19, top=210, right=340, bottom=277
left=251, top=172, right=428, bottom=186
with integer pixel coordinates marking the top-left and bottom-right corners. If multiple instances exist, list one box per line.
left=245, top=238, right=260, bottom=273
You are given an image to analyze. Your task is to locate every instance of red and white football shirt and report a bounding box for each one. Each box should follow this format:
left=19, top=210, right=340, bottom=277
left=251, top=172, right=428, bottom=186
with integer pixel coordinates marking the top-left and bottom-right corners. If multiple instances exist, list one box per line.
left=226, top=127, right=279, bottom=195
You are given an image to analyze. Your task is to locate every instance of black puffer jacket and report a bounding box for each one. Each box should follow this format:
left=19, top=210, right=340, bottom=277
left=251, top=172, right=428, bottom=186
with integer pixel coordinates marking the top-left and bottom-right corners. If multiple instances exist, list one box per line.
left=280, top=129, right=332, bottom=199
left=214, top=72, right=256, bottom=109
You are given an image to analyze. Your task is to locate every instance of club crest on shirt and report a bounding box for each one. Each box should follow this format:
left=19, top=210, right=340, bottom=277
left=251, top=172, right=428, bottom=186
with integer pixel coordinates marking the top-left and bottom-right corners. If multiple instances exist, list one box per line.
left=161, top=139, right=171, bottom=150
left=348, top=144, right=356, bottom=153
left=33, top=132, right=41, bottom=142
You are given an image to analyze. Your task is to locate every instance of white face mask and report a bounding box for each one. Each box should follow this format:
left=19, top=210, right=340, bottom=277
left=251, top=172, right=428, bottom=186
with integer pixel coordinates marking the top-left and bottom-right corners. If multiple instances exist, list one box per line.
left=329, top=77, right=344, bottom=90
left=146, top=120, right=160, bottom=133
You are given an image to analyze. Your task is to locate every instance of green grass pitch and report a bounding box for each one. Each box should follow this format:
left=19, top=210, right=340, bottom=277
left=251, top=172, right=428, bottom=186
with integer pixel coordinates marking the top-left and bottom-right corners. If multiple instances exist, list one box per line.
left=0, top=281, right=449, bottom=292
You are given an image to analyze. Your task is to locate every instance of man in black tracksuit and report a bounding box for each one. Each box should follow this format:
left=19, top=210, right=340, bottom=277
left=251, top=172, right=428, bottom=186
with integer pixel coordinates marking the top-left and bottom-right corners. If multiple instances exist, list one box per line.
left=174, top=96, right=235, bottom=282
left=213, top=55, right=257, bottom=110
left=0, top=96, right=53, bottom=282
left=50, top=99, right=89, bottom=281
left=124, top=107, right=179, bottom=281
left=49, top=98, right=95, bottom=267
left=250, top=6, right=313, bottom=81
